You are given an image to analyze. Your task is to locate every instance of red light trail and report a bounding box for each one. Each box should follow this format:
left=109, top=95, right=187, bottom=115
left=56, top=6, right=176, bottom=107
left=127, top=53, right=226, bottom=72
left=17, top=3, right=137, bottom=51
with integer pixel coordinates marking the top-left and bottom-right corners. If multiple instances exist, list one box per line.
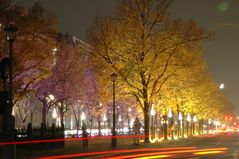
left=0, top=135, right=147, bottom=146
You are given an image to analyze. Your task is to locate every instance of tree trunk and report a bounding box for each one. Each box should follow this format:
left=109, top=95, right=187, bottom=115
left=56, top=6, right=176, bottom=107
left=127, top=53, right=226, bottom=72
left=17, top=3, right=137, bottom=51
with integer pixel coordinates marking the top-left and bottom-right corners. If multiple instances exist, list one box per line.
left=60, top=111, right=64, bottom=128
left=22, top=118, right=26, bottom=129
left=163, top=123, right=168, bottom=140
left=76, top=120, right=79, bottom=137
left=144, top=101, right=150, bottom=143
left=41, top=100, right=47, bottom=129
left=90, top=117, right=93, bottom=136
left=98, top=117, right=101, bottom=136
left=163, top=115, right=168, bottom=140
left=30, top=112, right=33, bottom=123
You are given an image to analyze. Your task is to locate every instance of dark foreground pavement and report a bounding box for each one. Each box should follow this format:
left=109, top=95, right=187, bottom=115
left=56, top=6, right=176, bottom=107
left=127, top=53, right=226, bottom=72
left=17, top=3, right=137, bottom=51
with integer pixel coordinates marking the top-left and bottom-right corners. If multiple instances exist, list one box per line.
left=9, top=131, right=239, bottom=158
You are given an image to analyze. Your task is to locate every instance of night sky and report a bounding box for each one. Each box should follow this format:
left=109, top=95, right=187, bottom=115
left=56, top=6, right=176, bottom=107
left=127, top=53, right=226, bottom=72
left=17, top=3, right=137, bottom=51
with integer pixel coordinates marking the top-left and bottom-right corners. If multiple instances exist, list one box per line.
left=14, top=0, right=239, bottom=112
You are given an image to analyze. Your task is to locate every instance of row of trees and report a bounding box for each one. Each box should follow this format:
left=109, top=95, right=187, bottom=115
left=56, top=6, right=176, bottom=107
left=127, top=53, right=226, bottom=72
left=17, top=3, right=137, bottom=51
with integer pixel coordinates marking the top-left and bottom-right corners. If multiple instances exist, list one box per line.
left=87, top=0, right=234, bottom=142
left=1, top=0, right=234, bottom=143
left=0, top=1, right=91, bottom=130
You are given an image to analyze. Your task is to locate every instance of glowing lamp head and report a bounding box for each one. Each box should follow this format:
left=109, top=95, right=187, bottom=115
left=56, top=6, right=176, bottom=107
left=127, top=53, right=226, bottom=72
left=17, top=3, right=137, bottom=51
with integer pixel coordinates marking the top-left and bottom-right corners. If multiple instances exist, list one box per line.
left=111, top=72, right=117, bottom=82
left=53, top=48, right=58, bottom=52
left=219, top=83, right=224, bottom=90
left=4, top=24, right=18, bottom=41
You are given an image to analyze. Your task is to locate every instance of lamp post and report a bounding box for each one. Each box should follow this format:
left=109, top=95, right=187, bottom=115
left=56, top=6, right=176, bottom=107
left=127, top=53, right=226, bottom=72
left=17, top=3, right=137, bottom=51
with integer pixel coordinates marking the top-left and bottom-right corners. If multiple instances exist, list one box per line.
left=111, top=72, right=117, bottom=148
left=3, top=24, right=17, bottom=159
left=4, top=24, right=17, bottom=114
left=4, top=24, right=17, bottom=132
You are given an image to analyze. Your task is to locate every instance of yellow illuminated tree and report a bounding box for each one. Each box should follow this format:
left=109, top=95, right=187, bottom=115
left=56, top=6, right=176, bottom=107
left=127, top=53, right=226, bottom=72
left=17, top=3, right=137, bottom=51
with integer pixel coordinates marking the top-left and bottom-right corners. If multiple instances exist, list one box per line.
left=87, top=0, right=212, bottom=142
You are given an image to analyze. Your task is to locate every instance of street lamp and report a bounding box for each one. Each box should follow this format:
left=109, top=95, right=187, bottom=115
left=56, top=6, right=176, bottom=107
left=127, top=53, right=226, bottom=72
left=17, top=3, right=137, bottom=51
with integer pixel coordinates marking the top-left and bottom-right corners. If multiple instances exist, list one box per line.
left=3, top=24, right=17, bottom=159
left=111, top=72, right=117, bottom=148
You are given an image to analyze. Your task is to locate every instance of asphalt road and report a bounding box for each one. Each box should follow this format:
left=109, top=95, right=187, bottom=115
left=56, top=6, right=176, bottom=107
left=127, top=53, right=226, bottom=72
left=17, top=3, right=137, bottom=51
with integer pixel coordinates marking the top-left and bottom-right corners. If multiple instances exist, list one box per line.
left=84, top=131, right=239, bottom=159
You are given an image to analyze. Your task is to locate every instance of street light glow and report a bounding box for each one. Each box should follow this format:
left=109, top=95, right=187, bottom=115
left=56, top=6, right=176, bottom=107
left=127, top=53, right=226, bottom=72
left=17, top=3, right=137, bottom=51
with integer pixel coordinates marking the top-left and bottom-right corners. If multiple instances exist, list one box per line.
left=52, top=108, right=57, bottom=119
left=219, top=83, right=224, bottom=90
left=187, top=114, right=191, bottom=122
left=81, top=112, right=86, bottom=121
left=150, top=104, right=156, bottom=116
left=178, top=112, right=182, bottom=120
left=168, top=109, right=172, bottom=118
left=53, top=48, right=58, bottom=52
left=48, top=94, right=55, bottom=101
left=193, top=116, right=197, bottom=122
left=103, top=113, right=107, bottom=122
left=118, top=115, right=122, bottom=122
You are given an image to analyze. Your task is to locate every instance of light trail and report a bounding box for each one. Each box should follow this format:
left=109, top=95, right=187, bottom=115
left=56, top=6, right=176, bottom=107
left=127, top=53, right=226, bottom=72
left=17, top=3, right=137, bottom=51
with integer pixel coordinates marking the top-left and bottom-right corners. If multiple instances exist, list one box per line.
left=193, top=150, right=225, bottom=155
left=102, top=148, right=228, bottom=159
left=0, top=135, right=147, bottom=146
left=134, top=155, right=172, bottom=159
left=34, top=147, right=196, bottom=159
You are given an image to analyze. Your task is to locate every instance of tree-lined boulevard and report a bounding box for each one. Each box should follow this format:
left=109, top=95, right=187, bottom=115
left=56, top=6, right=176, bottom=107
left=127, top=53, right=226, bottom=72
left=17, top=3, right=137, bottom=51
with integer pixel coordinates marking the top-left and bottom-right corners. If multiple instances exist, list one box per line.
left=0, top=0, right=237, bottom=158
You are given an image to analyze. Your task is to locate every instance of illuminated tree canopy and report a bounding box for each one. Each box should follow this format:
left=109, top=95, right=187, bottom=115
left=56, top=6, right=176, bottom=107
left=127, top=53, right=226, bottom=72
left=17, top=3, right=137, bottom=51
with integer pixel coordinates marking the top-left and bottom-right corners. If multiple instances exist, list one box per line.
left=88, top=0, right=215, bottom=142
